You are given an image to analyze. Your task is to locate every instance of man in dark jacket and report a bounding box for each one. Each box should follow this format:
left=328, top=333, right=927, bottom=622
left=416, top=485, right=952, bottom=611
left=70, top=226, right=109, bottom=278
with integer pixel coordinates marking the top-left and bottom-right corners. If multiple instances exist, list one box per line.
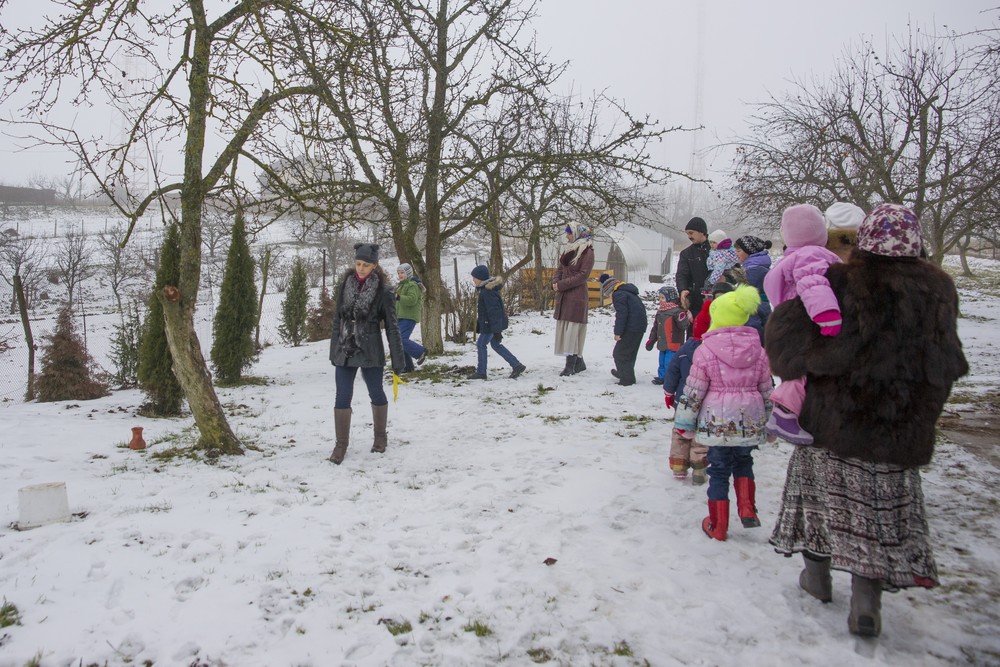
left=675, top=216, right=711, bottom=321
left=600, top=273, right=648, bottom=386
left=469, top=265, right=526, bottom=380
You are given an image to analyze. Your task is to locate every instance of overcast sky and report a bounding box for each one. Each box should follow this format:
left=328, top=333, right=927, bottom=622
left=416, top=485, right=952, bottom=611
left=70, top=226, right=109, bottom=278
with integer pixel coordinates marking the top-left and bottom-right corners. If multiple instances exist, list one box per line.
left=0, top=0, right=996, bottom=187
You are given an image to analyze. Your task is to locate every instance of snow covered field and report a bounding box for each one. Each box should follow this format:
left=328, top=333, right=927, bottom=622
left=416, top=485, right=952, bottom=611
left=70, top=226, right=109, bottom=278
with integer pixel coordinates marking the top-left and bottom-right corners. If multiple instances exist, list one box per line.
left=0, top=249, right=998, bottom=666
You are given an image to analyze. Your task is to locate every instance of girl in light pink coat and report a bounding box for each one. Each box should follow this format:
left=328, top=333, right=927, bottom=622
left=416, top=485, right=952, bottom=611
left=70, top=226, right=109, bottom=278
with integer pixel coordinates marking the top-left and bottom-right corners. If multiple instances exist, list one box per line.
left=762, top=204, right=844, bottom=444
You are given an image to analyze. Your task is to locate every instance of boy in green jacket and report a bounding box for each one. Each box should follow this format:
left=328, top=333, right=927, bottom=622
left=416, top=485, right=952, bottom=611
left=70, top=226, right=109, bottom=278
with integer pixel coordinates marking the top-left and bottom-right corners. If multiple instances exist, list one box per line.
left=395, top=263, right=428, bottom=372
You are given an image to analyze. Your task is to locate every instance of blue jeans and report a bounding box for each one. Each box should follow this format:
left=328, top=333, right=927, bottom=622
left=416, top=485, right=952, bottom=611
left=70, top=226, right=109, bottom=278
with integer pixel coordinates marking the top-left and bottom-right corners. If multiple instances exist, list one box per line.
left=706, top=446, right=756, bottom=501
left=657, top=350, right=675, bottom=379
left=334, top=365, right=387, bottom=409
left=398, top=319, right=426, bottom=369
left=476, top=332, right=520, bottom=375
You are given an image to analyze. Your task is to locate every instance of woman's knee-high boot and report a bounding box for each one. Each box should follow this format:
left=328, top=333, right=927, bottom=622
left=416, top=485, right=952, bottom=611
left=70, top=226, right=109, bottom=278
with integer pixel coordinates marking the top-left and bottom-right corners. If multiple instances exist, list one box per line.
left=330, top=408, right=352, bottom=464
left=371, top=403, right=388, bottom=453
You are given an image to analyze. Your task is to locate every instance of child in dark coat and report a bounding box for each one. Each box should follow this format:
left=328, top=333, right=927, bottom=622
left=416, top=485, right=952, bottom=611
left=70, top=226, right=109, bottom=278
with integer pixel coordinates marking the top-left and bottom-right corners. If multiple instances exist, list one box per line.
left=645, top=285, right=690, bottom=384
left=469, top=265, right=526, bottom=380
left=663, top=311, right=709, bottom=483
left=599, top=273, right=648, bottom=387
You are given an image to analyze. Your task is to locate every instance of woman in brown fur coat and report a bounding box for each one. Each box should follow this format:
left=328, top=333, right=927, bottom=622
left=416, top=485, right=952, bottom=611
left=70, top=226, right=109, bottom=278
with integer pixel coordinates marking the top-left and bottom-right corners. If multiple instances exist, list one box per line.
left=765, top=203, right=968, bottom=638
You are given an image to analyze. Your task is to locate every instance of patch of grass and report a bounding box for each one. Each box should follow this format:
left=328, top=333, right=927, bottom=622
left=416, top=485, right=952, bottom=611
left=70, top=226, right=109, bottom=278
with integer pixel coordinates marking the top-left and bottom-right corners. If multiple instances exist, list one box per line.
left=216, top=375, right=269, bottom=388
left=612, top=640, right=633, bottom=657
left=542, top=415, right=568, bottom=424
left=535, top=383, right=554, bottom=396
left=142, top=501, right=172, bottom=513
left=530, top=328, right=545, bottom=335
left=150, top=446, right=201, bottom=462
left=295, top=626, right=306, bottom=635
left=380, top=618, right=412, bottom=636
left=586, top=415, right=607, bottom=423
left=0, top=600, right=21, bottom=628
left=418, top=610, right=436, bottom=624
left=620, top=415, right=653, bottom=424
left=527, top=647, right=553, bottom=663
left=463, top=620, right=494, bottom=637
left=24, top=651, right=43, bottom=667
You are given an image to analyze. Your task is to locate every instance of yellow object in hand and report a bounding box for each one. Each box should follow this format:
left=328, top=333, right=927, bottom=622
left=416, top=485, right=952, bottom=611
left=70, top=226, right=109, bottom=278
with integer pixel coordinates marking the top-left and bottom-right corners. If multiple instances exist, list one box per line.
left=392, top=373, right=407, bottom=402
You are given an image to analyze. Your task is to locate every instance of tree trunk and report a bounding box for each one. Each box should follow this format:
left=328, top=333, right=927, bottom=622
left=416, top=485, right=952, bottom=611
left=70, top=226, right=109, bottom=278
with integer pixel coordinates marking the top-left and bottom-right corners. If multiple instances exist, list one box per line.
left=14, top=274, right=35, bottom=401
left=957, top=236, right=974, bottom=277
left=162, top=289, right=242, bottom=454
left=256, top=247, right=271, bottom=350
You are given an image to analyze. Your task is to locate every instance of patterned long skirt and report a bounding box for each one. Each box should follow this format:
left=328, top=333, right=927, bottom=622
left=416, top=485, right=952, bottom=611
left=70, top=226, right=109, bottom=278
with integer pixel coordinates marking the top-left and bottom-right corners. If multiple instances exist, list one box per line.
left=769, top=446, right=938, bottom=589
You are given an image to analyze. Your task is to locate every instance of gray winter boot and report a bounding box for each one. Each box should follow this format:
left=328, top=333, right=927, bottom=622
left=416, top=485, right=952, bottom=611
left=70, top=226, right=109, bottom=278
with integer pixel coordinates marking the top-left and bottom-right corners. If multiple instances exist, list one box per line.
left=329, top=408, right=352, bottom=465
left=848, top=575, right=883, bottom=637
left=560, top=355, right=578, bottom=376
left=371, top=403, right=388, bottom=453
left=574, top=356, right=587, bottom=373
left=799, top=554, right=833, bottom=603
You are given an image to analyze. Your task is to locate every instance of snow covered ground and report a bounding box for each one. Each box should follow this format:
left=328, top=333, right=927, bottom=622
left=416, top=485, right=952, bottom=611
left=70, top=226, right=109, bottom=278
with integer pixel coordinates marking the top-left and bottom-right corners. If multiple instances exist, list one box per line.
left=1, top=260, right=998, bottom=666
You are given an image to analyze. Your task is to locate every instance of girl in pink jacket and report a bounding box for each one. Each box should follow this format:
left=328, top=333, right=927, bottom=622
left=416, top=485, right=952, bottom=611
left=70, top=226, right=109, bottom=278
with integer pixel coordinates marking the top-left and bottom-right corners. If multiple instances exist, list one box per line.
left=762, top=204, right=844, bottom=444
left=674, top=285, right=773, bottom=541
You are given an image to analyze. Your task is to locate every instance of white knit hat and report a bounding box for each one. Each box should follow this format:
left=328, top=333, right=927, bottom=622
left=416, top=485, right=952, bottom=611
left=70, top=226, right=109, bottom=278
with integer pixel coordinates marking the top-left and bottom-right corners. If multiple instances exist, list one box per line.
left=708, top=229, right=728, bottom=244
left=824, top=202, right=866, bottom=230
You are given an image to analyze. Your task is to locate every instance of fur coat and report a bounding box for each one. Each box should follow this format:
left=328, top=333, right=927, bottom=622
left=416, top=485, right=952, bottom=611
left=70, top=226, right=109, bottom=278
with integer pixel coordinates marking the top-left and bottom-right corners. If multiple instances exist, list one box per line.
left=765, top=250, right=968, bottom=467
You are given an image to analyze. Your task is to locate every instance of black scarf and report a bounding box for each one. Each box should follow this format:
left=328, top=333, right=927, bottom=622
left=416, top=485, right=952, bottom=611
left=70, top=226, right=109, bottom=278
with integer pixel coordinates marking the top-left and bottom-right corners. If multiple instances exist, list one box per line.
left=337, top=272, right=381, bottom=356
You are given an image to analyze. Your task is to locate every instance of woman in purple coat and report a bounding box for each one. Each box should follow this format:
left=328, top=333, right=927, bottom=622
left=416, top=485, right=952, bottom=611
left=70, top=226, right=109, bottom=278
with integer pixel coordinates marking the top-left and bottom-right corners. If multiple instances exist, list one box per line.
left=552, top=222, right=595, bottom=376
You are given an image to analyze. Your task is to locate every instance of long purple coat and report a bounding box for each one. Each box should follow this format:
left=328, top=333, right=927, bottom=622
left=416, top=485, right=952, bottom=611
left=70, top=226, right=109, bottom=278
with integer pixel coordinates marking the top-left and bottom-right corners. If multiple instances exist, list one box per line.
left=552, top=245, right=594, bottom=324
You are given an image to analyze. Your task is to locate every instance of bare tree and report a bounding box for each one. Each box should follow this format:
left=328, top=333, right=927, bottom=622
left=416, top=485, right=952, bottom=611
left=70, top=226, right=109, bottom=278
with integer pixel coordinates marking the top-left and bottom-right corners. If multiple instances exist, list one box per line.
left=729, top=28, right=1000, bottom=264
left=97, top=223, right=146, bottom=318
left=55, top=230, right=95, bottom=306
left=260, top=0, right=688, bottom=352
left=2, top=0, right=348, bottom=452
left=0, top=235, right=47, bottom=313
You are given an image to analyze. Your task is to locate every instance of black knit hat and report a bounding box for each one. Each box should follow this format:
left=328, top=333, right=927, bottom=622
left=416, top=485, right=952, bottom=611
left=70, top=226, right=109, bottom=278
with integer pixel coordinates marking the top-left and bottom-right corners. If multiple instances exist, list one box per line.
left=354, top=242, right=379, bottom=264
left=471, top=265, right=490, bottom=281
left=735, top=235, right=772, bottom=255
left=685, top=217, right=708, bottom=235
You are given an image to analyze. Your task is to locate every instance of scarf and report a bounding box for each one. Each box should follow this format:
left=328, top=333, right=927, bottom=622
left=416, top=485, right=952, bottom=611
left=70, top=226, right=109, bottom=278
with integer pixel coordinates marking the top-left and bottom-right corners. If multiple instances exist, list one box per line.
left=561, top=238, right=593, bottom=266
left=338, top=272, right=382, bottom=357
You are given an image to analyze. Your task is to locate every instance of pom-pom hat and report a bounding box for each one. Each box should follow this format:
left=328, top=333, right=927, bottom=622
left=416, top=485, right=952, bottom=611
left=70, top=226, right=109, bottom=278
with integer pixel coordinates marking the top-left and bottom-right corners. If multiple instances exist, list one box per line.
left=709, top=284, right=761, bottom=331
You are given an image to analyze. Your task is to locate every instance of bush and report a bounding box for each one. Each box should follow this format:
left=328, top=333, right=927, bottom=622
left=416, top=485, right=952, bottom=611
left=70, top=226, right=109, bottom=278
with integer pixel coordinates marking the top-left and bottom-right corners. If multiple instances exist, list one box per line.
left=279, top=256, right=310, bottom=346
left=306, top=288, right=336, bottom=342
left=109, top=300, right=143, bottom=388
left=35, top=306, right=110, bottom=402
left=211, top=212, right=258, bottom=383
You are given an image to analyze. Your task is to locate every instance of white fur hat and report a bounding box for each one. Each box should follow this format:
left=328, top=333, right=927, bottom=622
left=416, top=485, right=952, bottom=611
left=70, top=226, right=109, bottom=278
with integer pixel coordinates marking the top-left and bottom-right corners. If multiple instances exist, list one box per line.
left=824, top=202, right=866, bottom=230
left=708, top=229, right=728, bottom=244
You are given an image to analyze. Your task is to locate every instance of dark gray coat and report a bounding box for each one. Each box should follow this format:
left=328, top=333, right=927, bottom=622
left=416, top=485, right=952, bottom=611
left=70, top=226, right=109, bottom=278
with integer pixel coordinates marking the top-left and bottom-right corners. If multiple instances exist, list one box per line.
left=329, top=269, right=405, bottom=372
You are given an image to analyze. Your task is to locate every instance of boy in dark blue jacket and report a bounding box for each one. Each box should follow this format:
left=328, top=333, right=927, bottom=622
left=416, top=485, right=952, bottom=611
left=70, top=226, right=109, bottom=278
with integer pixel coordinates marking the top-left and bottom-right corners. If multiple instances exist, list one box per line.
left=599, top=273, right=648, bottom=387
left=470, top=265, right=526, bottom=380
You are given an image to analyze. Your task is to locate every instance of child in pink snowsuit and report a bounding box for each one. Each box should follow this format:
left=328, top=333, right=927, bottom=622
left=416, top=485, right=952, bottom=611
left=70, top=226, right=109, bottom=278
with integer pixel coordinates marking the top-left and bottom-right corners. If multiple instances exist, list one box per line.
left=762, top=204, right=843, bottom=444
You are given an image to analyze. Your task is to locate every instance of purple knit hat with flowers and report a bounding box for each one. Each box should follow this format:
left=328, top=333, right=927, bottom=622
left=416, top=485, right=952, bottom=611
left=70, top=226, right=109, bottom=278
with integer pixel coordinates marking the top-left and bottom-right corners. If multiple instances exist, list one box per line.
left=857, top=203, right=923, bottom=258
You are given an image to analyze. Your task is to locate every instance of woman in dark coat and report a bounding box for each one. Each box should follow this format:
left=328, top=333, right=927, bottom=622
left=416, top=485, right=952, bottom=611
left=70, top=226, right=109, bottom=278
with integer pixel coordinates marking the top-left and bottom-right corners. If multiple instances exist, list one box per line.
left=552, top=222, right=595, bottom=376
left=328, top=243, right=405, bottom=465
left=765, top=204, right=967, bottom=637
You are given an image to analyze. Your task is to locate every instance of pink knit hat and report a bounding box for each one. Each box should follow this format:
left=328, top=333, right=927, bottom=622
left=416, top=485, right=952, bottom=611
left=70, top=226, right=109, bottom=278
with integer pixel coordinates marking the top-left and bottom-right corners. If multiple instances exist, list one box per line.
left=780, top=204, right=827, bottom=248
left=857, top=204, right=923, bottom=258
